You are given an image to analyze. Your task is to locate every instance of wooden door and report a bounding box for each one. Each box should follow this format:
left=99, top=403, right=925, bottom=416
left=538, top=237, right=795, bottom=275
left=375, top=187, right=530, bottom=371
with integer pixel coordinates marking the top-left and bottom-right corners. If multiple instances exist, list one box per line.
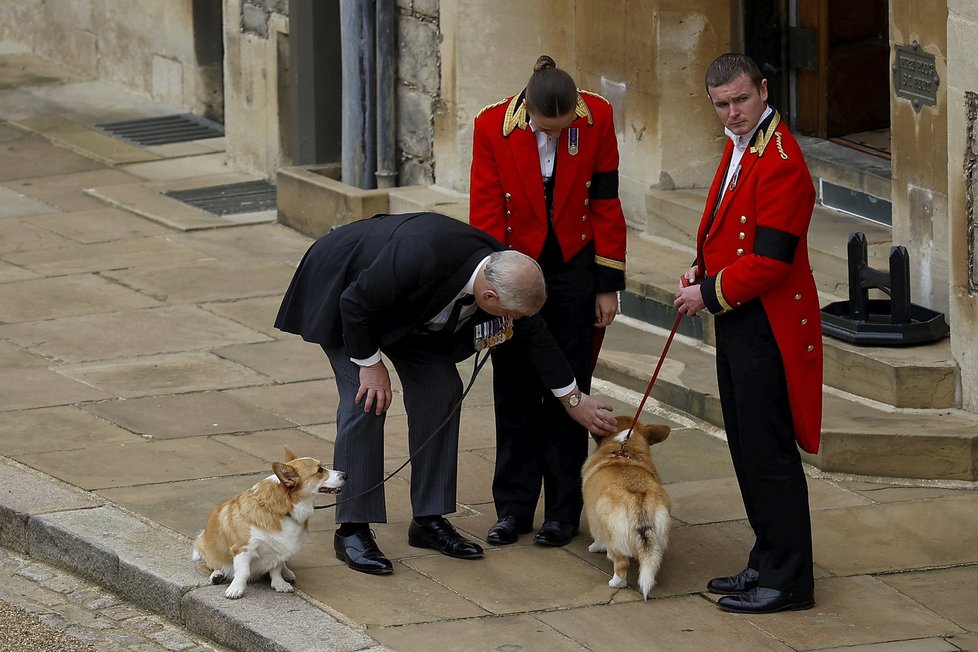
left=796, top=0, right=889, bottom=138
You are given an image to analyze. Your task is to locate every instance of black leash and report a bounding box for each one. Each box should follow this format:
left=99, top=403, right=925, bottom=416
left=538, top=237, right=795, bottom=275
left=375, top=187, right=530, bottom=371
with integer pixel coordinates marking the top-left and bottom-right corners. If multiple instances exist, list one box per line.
left=313, top=349, right=492, bottom=511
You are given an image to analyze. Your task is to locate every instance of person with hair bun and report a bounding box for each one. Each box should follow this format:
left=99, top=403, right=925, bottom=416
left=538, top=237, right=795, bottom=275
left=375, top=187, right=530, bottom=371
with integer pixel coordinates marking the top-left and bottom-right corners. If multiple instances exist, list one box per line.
left=470, top=55, right=625, bottom=548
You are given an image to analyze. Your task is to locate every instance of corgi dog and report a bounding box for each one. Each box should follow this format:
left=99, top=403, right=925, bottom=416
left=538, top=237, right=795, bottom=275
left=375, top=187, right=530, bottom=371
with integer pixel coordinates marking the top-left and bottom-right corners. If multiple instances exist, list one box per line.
left=582, top=416, right=671, bottom=599
left=192, top=447, right=346, bottom=599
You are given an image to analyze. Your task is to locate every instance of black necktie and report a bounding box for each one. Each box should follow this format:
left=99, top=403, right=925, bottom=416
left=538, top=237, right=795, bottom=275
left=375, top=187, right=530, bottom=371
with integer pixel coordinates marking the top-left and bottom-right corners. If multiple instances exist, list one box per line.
left=443, top=294, right=475, bottom=332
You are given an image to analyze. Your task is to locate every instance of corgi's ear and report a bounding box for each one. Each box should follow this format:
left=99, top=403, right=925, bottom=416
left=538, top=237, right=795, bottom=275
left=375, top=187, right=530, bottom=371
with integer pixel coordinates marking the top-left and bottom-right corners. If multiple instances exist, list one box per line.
left=273, top=461, right=301, bottom=488
left=283, top=446, right=297, bottom=462
left=638, top=423, right=671, bottom=444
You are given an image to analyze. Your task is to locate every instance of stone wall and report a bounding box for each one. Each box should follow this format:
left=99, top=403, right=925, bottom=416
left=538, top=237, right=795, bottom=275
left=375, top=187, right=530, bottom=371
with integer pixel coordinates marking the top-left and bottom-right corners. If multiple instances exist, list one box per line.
left=0, top=0, right=221, bottom=120
left=948, top=0, right=978, bottom=411
left=890, top=1, right=950, bottom=315
left=396, top=0, right=441, bottom=186
left=435, top=0, right=729, bottom=227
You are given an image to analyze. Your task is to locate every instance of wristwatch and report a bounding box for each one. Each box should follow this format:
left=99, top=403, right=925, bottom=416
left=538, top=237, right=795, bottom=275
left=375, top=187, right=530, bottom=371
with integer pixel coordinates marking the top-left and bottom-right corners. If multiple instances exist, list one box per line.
left=560, top=389, right=582, bottom=409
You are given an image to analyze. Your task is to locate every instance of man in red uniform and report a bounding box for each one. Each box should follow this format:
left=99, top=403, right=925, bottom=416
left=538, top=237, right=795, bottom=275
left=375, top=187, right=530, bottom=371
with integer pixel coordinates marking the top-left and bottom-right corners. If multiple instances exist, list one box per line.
left=470, top=56, right=624, bottom=547
left=674, top=53, right=823, bottom=614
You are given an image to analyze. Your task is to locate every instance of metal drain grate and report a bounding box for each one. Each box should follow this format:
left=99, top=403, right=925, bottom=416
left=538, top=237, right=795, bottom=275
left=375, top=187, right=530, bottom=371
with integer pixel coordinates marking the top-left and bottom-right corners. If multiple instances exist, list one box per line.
left=94, top=113, right=224, bottom=146
left=164, top=180, right=277, bottom=216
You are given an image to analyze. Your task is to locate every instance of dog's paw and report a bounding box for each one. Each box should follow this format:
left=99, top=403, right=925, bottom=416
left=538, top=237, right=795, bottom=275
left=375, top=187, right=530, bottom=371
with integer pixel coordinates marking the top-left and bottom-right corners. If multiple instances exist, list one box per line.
left=209, top=570, right=226, bottom=585
left=224, top=582, right=246, bottom=599
left=281, top=565, right=296, bottom=582
left=587, top=541, right=606, bottom=553
left=608, top=574, right=627, bottom=589
left=272, top=579, right=295, bottom=593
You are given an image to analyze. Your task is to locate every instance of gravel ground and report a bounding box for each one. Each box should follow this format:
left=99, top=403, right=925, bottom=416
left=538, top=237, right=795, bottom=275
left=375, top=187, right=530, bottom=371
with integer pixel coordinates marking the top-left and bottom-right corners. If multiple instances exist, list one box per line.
left=0, top=547, right=229, bottom=652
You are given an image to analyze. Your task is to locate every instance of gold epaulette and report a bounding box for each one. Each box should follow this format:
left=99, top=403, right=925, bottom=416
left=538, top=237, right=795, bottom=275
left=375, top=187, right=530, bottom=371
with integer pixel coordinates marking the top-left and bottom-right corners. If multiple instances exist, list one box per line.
left=502, top=95, right=528, bottom=137
left=578, top=89, right=609, bottom=104
left=750, top=111, right=781, bottom=158
left=476, top=97, right=509, bottom=119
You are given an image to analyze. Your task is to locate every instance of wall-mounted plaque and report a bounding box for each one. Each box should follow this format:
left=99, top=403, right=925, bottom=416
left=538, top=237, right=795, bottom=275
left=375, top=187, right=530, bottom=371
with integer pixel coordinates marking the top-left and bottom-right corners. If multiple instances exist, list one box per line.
left=893, top=41, right=939, bottom=111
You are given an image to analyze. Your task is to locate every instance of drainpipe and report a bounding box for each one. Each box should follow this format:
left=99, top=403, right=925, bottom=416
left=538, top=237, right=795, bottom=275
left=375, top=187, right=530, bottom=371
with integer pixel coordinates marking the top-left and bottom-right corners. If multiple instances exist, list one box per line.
left=339, top=0, right=376, bottom=189
left=375, top=0, right=398, bottom=188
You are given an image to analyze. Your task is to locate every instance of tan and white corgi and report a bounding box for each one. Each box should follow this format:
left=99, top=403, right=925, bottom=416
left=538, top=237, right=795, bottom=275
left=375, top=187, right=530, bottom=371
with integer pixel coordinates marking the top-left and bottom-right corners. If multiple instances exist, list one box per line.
left=192, top=447, right=346, bottom=599
left=582, top=416, right=671, bottom=599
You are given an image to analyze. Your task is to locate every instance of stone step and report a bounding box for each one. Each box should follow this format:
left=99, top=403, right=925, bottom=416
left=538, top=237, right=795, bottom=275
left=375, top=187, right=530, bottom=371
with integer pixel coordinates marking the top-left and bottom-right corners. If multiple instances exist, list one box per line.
left=622, top=230, right=958, bottom=409
left=595, top=316, right=978, bottom=482
left=644, top=187, right=893, bottom=300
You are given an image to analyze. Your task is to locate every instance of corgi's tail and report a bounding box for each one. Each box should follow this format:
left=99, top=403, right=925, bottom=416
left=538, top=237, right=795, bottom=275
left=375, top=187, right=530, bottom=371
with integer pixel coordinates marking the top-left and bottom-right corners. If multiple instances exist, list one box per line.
left=635, top=505, right=670, bottom=599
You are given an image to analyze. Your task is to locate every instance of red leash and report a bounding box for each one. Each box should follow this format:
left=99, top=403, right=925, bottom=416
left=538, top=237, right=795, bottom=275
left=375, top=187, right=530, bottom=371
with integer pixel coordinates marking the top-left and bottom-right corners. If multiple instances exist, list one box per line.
left=617, top=305, right=686, bottom=456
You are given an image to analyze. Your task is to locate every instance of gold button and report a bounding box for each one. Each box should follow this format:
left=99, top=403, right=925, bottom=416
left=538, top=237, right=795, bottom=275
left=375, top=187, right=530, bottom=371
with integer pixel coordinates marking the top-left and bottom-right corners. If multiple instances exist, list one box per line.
left=581, top=234, right=586, bottom=241
left=801, top=318, right=808, bottom=325
left=506, top=210, right=511, bottom=217
left=505, top=193, right=512, bottom=201
left=581, top=215, right=587, bottom=221
left=738, top=232, right=745, bottom=240
left=584, top=198, right=589, bottom=205
left=794, top=293, right=802, bottom=300
left=736, top=248, right=744, bottom=256
left=585, top=180, right=592, bottom=188
left=740, top=215, right=747, bottom=224
left=506, top=226, right=513, bottom=233
left=807, top=344, right=814, bottom=352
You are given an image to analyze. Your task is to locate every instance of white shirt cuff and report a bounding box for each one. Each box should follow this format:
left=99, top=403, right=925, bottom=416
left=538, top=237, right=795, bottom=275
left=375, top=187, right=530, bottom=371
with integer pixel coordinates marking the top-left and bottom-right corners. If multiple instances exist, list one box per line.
left=552, top=381, right=577, bottom=398
left=351, top=350, right=382, bottom=367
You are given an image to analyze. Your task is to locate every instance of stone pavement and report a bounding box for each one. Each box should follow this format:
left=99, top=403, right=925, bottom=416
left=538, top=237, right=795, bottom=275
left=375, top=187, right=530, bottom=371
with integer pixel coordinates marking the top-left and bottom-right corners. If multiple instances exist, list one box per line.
left=1, top=43, right=977, bottom=652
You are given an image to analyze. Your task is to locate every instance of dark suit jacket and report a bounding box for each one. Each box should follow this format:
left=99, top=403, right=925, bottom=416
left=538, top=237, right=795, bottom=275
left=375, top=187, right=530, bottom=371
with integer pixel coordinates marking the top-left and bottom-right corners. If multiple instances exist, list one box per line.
left=275, top=212, right=575, bottom=389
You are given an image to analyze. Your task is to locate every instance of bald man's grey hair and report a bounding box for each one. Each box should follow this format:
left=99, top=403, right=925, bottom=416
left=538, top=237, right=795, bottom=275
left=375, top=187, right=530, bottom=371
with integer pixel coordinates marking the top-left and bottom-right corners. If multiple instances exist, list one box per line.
left=483, top=250, right=547, bottom=315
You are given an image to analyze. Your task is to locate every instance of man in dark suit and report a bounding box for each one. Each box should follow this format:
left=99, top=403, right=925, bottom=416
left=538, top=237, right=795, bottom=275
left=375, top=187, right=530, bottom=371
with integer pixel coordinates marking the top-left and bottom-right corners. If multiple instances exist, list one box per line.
left=275, top=212, right=616, bottom=575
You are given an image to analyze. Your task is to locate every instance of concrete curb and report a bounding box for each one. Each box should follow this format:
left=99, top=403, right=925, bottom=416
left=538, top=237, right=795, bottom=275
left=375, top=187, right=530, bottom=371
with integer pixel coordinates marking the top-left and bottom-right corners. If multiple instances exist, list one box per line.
left=0, top=459, right=392, bottom=652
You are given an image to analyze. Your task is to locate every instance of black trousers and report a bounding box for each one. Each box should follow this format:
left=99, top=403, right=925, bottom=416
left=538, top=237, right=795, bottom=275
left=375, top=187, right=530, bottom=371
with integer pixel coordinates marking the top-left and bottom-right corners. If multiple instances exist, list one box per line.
left=490, top=243, right=596, bottom=526
left=714, top=299, right=814, bottom=592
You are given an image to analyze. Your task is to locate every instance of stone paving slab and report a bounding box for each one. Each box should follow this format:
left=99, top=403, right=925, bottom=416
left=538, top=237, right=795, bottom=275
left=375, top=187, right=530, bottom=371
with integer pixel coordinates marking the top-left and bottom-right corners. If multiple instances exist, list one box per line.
left=0, top=366, right=111, bottom=410
left=0, top=273, right=160, bottom=323
left=0, top=304, right=270, bottom=363
left=57, top=351, right=272, bottom=398
left=0, top=129, right=104, bottom=180
left=118, top=152, right=230, bottom=182
left=3, top=168, right=142, bottom=212
left=103, top=261, right=299, bottom=304
left=214, top=339, right=333, bottom=384
left=1, top=234, right=205, bottom=276
left=0, top=184, right=58, bottom=217
left=0, top=216, right=76, bottom=253
left=0, top=406, right=144, bottom=454
left=21, top=206, right=170, bottom=245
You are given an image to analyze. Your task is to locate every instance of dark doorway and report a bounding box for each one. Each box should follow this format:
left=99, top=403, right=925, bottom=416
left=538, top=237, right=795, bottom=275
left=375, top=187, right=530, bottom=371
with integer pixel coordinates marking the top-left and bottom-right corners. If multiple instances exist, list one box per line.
left=192, top=0, right=225, bottom=124
left=743, top=0, right=790, bottom=125
left=796, top=0, right=890, bottom=155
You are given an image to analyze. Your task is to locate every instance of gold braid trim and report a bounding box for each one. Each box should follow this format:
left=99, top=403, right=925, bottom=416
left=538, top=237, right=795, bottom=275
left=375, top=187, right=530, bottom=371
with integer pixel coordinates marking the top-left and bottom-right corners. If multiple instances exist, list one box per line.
left=715, top=269, right=734, bottom=312
left=502, top=95, right=528, bottom=137
left=476, top=97, right=508, bottom=119
left=749, top=111, right=781, bottom=157
left=595, top=255, right=625, bottom=271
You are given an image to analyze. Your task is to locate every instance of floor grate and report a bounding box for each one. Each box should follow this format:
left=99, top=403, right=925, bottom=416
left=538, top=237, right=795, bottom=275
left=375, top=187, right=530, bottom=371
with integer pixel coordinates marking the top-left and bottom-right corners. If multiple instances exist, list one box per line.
left=94, top=113, right=224, bottom=147
left=164, top=180, right=277, bottom=216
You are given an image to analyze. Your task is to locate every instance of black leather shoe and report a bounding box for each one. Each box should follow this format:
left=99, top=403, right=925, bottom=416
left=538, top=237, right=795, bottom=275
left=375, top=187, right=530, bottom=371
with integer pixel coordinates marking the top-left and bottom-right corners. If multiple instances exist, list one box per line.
left=533, top=521, right=578, bottom=547
left=486, top=516, right=533, bottom=545
left=408, top=518, right=484, bottom=559
left=334, top=529, right=393, bottom=575
left=718, top=587, right=815, bottom=614
left=707, top=567, right=760, bottom=595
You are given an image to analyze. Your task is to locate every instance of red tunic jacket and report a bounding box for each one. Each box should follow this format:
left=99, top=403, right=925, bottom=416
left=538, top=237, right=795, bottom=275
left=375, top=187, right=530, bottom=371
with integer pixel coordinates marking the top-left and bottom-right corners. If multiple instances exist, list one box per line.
left=696, top=110, right=823, bottom=453
left=469, top=89, right=626, bottom=292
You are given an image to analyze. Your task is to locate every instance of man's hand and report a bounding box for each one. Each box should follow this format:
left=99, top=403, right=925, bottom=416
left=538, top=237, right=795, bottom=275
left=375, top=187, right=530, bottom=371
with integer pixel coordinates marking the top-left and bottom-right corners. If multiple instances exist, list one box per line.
left=356, top=361, right=392, bottom=415
left=565, top=393, right=616, bottom=435
left=675, top=268, right=706, bottom=316
left=594, top=292, right=619, bottom=328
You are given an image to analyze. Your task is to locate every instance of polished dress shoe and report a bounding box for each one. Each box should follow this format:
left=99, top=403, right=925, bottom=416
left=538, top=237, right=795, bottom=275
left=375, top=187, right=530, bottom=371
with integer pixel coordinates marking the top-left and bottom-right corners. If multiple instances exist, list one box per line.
left=486, top=516, right=533, bottom=545
left=408, top=518, right=484, bottom=559
left=334, top=529, right=393, bottom=575
left=533, top=521, right=578, bottom=547
left=707, top=567, right=760, bottom=595
left=718, top=586, right=815, bottom=614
